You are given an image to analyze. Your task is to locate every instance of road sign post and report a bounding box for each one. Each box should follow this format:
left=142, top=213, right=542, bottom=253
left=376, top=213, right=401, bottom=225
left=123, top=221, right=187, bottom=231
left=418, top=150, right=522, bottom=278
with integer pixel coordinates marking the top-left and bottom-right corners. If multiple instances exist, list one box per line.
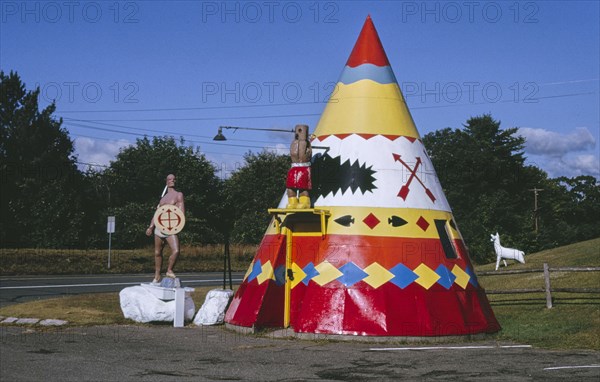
left=107, top=216, right=115, bottom=269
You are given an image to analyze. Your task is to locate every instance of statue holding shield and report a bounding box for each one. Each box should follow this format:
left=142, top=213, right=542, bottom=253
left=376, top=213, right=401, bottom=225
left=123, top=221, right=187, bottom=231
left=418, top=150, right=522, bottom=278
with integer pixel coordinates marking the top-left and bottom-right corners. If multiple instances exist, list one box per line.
left=146, top=174, right=185, bottom=284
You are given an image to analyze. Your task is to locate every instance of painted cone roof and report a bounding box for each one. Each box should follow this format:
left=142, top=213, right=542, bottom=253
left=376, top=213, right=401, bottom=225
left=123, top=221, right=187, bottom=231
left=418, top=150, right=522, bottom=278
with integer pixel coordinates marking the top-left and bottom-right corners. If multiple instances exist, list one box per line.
left=225, top=17, right=500, bottom=337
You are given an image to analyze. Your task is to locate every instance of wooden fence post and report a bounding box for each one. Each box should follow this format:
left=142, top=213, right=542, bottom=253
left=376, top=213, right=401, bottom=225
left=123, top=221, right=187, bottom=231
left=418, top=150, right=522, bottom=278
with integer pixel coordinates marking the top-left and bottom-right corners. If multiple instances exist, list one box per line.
left=543, top=263, right=553, bottom=309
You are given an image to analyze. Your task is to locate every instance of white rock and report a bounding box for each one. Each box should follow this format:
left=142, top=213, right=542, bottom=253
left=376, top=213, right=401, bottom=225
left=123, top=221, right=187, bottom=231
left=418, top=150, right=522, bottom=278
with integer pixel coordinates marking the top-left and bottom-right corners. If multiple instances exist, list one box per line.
left=16, top=318, right=39, bottom=324
left=194, top=289, right=234, bottom=326
left=119, top=286, right=195, bottom=323
left=39, top=319, right=68, bottom=326
left=1, top=317, right=19, bottom=324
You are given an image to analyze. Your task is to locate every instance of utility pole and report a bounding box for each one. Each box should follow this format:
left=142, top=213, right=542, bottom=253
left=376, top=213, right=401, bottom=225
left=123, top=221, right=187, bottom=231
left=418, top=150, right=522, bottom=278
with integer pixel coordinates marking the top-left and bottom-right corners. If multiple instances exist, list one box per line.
left=528, top=188, right=543, bottom=234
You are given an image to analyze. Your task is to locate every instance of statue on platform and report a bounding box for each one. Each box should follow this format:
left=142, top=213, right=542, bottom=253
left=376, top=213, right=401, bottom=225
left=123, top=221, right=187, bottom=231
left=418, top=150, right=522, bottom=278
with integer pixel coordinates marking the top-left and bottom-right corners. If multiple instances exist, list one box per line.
left=491, top=232, right=525, bottom=271
left=286, top=124, right=312, bottom=209
left=146, top=174, right=185, bottom=284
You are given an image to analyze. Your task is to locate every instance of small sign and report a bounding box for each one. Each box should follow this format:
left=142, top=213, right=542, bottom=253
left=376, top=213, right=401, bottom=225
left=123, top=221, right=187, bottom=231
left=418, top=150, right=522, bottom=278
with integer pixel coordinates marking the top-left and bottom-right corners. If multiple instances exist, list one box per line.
left=107, top=216, right=116, bottom=233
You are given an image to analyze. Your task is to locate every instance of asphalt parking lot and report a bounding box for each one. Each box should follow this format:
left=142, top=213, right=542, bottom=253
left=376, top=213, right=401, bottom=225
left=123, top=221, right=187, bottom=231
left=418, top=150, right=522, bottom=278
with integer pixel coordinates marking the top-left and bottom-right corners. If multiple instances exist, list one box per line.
left=1, top=324, right=598, bottom=381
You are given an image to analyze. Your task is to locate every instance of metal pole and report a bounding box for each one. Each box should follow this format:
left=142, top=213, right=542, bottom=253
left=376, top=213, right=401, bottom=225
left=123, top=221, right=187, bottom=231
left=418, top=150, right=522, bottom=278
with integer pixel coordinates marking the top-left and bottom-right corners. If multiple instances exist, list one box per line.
left=223, top=241, right=227, bottom=290
left=284, top=227, right=293, bottom=328
left=108, top=232, right=112, bottom=269
left=226, top=237, right=232, bottom=290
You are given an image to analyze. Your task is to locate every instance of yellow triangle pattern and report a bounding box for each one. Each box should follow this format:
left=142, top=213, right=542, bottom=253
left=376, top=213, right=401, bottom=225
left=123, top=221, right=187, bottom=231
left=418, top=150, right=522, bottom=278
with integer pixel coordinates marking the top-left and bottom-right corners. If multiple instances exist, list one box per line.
left=291, top=262, right=307, bottom=289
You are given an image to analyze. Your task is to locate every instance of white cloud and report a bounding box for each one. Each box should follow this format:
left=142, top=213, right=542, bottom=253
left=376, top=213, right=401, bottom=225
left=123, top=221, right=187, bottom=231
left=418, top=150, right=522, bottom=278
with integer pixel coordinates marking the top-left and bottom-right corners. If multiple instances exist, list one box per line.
left=564, top=154, right=600, bottom=176
left=519, top=127, right=595, bottom=156
left=74, top=137, right=131, bottom=168
left=519, top=127, right=599, bottom=178
left=270, top=143, right=288, bottom=156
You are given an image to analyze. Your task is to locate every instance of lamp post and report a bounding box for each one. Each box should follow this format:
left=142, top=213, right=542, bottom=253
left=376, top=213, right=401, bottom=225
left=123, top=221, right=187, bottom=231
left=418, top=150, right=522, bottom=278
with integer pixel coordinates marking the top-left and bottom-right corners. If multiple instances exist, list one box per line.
left=213, top=125, right=294, bottom=289
left=213, top=125, right=294, bottom=141
left=213, top=124, right=330, bottom=290
left=213, top=125, right=329, bottom=151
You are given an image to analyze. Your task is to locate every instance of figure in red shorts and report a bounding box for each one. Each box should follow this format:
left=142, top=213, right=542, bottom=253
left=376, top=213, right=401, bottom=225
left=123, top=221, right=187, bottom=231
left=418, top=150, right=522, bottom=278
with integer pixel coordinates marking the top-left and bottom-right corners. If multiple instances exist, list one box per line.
left=286, top=124, right=312, bottom=209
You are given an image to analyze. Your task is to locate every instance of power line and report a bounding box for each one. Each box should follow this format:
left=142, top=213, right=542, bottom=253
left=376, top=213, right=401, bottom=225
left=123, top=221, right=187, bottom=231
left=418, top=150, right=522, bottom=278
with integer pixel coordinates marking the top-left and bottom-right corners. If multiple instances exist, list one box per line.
left=63, top=117, right=286, bottom=144
left=58, top=91, right=597, bottom=122
left=66, top=113, right=322, bottom=123
left=57, top=100, right=328, bottom=113
left=64, top=121, right=281, bottom=150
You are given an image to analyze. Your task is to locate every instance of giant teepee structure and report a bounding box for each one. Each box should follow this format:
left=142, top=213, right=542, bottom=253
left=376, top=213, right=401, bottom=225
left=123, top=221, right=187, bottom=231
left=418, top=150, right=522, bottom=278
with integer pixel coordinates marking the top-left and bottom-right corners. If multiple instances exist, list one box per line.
left=225, top=16, right=500, bottom=337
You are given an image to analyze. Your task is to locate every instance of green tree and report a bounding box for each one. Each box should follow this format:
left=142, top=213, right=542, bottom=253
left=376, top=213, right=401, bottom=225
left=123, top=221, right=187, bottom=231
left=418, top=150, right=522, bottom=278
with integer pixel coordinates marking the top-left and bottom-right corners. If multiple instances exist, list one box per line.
left=0, top=71, right=87, bottom=248
left=95, top=136, right=223, bottom=248
left=423, top=114, right=543, bottom=262
left=224, top=151, right=290, bottom=243
left=555, top=176, right=600, bottom=242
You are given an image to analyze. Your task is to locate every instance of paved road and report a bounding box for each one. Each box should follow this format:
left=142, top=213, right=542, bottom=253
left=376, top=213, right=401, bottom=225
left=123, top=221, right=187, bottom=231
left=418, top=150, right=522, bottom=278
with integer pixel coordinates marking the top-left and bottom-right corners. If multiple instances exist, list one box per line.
left=1, top=325, right=599, bottom=381
left=0, top=273, right=244, bottom=307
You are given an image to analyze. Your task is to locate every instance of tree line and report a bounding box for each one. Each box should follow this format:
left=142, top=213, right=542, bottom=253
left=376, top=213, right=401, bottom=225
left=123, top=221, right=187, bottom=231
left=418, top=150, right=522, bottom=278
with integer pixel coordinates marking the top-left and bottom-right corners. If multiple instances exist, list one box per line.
left=1, top=71, right=598, bottom=263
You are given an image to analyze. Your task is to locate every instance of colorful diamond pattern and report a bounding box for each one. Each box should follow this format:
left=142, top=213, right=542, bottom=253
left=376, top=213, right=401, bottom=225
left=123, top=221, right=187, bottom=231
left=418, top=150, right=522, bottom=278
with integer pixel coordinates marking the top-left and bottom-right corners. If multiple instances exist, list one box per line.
left=274, top=265, right=286, bottom=286
left=413, top=264, right=440, bottom=289
left=363, top=213, right=380, bottom=229
left=451, top=264, right=470, bottom=289
left=243, top=262, right=254, bottom=281
left=465, top=266, right=479, bottom=287
left=313, top=261, right=344, bottom=286
left=416, top=216, right=430, bottom=231
left=363, top=262, right=394, bottom=288
left=435, top=265, right=457, bottom=289
left=256, top=260, right=275, bottom=284
left=389, top=263, right=418, bottom=289
left=337, top=262, right=369, bottom=287
left=247, top=259, right=476, bottom=290
left=302, top=262, right=320, bottom=286
left=291, top=262, right=307, bottom=289
left=247, top=260, right=262, bottom=282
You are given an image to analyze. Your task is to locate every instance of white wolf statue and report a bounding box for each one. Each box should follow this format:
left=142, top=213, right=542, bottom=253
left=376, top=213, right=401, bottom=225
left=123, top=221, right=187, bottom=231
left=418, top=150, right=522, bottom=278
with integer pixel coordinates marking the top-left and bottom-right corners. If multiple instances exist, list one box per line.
left=491, top=232, right=525, bottom=271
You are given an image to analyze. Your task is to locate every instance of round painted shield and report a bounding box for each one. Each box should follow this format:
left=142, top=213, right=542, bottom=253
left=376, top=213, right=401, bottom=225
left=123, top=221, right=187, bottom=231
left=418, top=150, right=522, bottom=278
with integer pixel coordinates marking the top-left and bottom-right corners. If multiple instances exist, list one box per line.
left=153, top=204, right=186, bottom=236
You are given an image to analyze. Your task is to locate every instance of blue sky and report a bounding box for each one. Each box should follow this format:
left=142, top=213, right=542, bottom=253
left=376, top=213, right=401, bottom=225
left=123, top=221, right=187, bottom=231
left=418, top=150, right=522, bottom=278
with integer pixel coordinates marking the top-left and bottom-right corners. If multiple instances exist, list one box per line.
left=1, top=0, right=598, bottom=179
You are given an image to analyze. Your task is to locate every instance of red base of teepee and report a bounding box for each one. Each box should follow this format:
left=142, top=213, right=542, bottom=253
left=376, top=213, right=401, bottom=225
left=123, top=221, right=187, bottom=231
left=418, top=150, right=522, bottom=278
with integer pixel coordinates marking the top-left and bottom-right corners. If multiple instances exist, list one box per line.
left=225, top=234, right=500, bottom=336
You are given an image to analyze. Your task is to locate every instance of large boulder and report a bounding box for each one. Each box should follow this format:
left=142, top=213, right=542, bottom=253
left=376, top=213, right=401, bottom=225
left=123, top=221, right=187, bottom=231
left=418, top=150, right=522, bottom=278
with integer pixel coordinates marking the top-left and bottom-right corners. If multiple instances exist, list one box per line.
left=119, top=286, right=195, bottom=323
left=194, top=289, right=234, bottom=326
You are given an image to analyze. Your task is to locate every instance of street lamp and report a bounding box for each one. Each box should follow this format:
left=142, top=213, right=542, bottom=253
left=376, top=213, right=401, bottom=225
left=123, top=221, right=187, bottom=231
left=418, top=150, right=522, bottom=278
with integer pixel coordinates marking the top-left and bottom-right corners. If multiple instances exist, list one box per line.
left=213, top=125, right=294, bottom=141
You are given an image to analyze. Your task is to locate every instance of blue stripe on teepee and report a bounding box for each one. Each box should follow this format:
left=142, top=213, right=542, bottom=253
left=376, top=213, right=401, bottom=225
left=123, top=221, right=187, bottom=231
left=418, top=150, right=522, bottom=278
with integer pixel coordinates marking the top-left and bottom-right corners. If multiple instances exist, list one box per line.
left=338, top=63, right=397, bottom=85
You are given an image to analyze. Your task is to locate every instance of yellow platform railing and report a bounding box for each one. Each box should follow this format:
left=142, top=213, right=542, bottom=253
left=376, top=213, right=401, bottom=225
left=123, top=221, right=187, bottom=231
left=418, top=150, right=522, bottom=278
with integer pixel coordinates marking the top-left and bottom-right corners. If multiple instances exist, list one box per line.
left=267, top=207, right=331, bottom=328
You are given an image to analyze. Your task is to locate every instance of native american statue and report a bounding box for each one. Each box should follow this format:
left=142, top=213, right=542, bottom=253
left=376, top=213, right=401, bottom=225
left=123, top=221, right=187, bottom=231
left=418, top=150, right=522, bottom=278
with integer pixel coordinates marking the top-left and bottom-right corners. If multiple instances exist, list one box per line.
left=145, top=174, right=186, bottom=284
left=285, top=124, right=313, bottom=209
